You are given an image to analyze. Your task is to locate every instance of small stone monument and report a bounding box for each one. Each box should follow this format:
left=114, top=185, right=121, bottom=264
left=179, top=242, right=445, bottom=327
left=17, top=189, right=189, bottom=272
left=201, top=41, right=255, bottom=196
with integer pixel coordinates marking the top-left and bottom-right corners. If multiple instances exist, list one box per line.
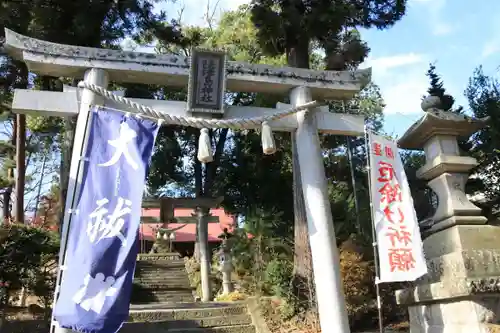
left=395, top=97, right=499, bottom=333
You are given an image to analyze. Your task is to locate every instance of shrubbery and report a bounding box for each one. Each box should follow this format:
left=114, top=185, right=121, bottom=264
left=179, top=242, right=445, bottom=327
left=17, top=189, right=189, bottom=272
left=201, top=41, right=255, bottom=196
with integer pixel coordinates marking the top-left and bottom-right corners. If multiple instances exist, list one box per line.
left=225, top=229, right=406, bottom=331
left=184, top=256, right=222, bottom=299
left=339, top=234, right=407, bottom=330
left=0, top=224, right=59, bottom=320
left=186, top=208, right=407, bottom=332
left=214, top=291, right=247, bottom=302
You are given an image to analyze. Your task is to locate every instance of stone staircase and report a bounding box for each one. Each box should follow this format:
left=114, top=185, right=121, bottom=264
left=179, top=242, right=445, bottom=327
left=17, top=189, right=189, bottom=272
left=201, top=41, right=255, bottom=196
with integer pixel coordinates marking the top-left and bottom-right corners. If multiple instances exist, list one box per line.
left=131, top=253, right=195, bottom=304
left=125, top=253, right=256, bottom=333
left=122, top=302, right=255, bottom=333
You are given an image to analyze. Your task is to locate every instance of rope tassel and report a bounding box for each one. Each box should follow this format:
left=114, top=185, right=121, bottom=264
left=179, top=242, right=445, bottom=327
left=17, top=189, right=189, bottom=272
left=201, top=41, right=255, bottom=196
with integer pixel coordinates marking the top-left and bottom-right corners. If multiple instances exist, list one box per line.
left=261, top=121, right=276, bottom=155
left=197, top=128, right=214, bottom=163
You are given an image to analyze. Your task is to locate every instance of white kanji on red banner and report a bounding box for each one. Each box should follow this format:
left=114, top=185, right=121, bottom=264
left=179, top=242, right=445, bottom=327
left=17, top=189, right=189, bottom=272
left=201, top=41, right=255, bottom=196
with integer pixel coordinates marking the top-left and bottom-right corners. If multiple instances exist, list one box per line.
left=368, top=133, right=427, bottom=283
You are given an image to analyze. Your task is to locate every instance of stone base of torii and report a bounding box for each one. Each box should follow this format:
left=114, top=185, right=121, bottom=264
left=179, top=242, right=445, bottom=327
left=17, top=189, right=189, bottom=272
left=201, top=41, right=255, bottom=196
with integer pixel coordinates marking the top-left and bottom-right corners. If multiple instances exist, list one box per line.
left=3, top=28, right=371, bottom=333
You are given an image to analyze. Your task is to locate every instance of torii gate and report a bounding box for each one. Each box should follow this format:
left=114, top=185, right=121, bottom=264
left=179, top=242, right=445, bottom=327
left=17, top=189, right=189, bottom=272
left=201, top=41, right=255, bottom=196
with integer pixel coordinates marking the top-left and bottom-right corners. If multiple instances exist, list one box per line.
left=3, top=28, right=371, bottom=333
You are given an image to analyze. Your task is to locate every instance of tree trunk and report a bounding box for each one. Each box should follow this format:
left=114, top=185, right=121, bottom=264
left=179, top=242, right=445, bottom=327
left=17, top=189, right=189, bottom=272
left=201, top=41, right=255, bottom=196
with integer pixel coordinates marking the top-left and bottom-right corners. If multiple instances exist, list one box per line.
left=4, top=120, right=17, bottom=224
left=58, top=78, right=79, bottom=234
left=14, top=65, right=29, bottom=224
left=287, top=37, right=315, bottom=305
left=59, top=116, right=76, bottom=233
left=1, top=188, right=10, bottom=224
left=14, top=113, right=26, bottom=223
left=286, top=39, right=310, bottom=69
left=291, top=135, right=314, bottom=299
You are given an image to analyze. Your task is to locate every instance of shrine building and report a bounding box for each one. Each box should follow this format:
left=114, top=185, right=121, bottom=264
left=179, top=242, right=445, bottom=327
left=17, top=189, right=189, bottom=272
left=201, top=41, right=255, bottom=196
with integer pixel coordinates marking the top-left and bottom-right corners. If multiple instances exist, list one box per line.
left=139, top=198, right=236, bottom=256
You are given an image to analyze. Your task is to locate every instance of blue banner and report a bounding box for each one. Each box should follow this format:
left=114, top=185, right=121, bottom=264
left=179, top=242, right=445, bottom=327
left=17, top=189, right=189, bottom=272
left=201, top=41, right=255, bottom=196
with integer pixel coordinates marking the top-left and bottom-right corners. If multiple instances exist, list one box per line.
left=54, top=107, right=159, bottom=333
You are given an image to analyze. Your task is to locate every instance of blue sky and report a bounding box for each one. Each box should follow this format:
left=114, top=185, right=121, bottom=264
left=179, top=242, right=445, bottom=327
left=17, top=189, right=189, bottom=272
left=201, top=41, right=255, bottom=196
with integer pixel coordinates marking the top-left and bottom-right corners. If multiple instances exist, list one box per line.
left=154, top=0, right=500, bottom=138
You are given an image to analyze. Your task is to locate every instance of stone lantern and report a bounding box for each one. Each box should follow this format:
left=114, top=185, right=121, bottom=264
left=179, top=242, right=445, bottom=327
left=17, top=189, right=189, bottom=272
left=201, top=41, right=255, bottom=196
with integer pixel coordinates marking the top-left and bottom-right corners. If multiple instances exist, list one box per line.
left=395, top=97, right=500, bottom=333
left=218, top=237, right=234, bottom=295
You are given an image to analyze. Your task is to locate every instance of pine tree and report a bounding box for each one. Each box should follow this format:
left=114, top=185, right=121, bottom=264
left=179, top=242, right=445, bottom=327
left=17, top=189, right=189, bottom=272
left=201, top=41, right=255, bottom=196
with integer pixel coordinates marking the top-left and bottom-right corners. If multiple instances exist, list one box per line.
left=425, top=63, right=455, bottom=111
left=426, top=63, right=445, bottom=98
left=250, top=0, right=407, bottom=311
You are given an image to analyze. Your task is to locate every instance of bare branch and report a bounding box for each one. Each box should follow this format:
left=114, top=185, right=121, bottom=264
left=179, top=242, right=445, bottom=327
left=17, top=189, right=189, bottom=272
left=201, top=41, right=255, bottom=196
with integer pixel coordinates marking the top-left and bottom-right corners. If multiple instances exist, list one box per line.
left=177, top=2, right=186, bottom=26
left=205, top=0, right=221, bottom=30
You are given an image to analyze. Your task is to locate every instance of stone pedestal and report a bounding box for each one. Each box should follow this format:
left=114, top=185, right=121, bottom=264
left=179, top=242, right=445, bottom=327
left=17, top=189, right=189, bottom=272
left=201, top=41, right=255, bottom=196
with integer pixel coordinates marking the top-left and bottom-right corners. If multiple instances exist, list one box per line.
left=396, top=103, right=494, bottom=333
left=396, top=224, right=500, bottom=333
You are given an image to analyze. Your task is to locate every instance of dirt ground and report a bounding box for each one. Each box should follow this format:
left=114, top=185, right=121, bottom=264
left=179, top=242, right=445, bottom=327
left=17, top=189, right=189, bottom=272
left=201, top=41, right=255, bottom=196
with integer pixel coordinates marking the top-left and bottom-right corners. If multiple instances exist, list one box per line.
left=3, top=305, right=46, bottom=321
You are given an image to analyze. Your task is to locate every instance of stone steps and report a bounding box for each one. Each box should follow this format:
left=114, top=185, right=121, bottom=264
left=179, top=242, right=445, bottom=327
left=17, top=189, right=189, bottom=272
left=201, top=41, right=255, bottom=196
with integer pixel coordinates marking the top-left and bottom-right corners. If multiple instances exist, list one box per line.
left=134, top=279, right=191, bottom=286
left=134, top=289, right=194, bottom=297
left=136, top=259, right=185, bottom=263
left=134, top=284, right=193, bottom=291
left=129, top=257, right=257, bottom=333
left=135, top=273, right=188, bottom=279
left=128, top=314, right=252, bottom=328
left=134, top=279, right=192, bottom=286
left=123, top=303, right=255, bottom=333
left=135, top=269, right=188, bottom=274
left=137, top=261, right=185, bottom=264
left=135, top=261, right=185, bottom=267
left=133, top=288, right=193, bottom=296
left=135, top=285, right=193, bottom=291
left=134, top=272, right=188, bottom=276
left=139, top=265, right=185, bottom=269
left=129, top=303, right=248, bottom=321
left=132, top=256, right=192, bottom=305
left=136, top=266, right=186, bottom=271
left=137, top=254, right=182, bottom=261
left=136, top=272, right=187, bottom=276
left=131, top=294, right=194, bottom=304
left=120, top=323, right=255, bottom=333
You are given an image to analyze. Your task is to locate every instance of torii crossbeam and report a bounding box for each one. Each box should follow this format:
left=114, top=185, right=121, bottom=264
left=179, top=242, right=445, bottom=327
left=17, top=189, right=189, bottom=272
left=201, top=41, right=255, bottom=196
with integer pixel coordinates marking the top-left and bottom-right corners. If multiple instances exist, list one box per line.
left=3, top=28, right=371, bottom=333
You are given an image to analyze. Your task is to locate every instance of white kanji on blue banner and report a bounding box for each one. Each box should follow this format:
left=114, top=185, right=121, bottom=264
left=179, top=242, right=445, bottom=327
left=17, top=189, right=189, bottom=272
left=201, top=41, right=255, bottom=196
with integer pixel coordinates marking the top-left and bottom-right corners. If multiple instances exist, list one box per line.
left=98, top=122, right=140, bottom=170
left=54, top=107, right=159, bottom=333
left=86, top=197, right=132, bottom=247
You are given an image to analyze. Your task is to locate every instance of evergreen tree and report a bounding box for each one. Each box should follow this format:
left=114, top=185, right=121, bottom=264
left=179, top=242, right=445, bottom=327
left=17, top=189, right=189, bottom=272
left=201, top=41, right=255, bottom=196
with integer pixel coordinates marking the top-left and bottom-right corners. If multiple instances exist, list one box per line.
left=465, top=66, right=500, bottom=216
left=0, top=0, right=184, bottom=221
left=426, top=63, right=445, bottom=98
left=425, top=63, right=455, bottom=111
left=148, top=8, right=387, bottom=319
left=249, top=0, right=407, bottom=307
left=250, top=0, right=408, bottom=69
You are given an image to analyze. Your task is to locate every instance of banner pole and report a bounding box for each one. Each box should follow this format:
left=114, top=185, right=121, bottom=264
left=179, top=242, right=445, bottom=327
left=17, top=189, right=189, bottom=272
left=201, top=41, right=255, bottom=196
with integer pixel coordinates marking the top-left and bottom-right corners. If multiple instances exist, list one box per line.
left=364, top=126, right=384, bottom=333
left=50, top=69, right=109, bottom=333
left=345, top=136, right=362, bottom=235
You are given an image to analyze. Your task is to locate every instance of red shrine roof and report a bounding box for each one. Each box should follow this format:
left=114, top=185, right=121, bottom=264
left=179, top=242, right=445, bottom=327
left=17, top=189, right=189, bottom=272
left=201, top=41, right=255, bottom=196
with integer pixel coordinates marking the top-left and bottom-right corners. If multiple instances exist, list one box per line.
left=139, top=207, right=236, bottom=243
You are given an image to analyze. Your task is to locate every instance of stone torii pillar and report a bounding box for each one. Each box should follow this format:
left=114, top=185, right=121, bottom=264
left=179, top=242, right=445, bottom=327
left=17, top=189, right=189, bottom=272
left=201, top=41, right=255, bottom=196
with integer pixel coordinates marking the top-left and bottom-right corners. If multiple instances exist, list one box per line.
left=3, top=28, right=371, bottom=333
left=396, top=100, right=496, bottom=333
